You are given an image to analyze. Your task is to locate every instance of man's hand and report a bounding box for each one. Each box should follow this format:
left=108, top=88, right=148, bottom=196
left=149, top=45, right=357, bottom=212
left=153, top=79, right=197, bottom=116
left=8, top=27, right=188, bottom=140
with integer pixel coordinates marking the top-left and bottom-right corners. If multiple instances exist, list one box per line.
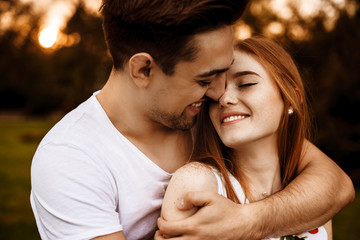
left=156, top=191, right=261, bottom=240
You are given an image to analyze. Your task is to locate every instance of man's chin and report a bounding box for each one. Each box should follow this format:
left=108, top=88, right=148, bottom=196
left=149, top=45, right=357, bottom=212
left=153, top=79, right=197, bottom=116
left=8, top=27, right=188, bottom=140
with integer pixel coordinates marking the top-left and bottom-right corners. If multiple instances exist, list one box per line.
left=172, top=116, right=197, bottom=131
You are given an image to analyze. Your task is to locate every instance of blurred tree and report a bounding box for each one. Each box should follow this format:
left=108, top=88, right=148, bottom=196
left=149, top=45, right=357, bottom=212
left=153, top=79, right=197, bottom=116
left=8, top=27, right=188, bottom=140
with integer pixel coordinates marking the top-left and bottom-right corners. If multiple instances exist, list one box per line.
left=22, top=1, right=112, bottom=114
left=0, top=0, right=44, bottom=110
left=48, top=1, right=112, bottom=112
left=300, top=9, right=360, bottom=183
left=0, top=0, right=111, bottom=114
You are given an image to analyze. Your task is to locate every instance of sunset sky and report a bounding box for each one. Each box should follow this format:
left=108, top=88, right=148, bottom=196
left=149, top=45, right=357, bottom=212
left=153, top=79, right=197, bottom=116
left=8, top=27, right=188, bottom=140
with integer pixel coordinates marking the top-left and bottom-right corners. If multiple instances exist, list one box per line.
left=23, top=0, right=350, bottom=28
left=17, top=0, right=352, bottom=48
left=21, top=0, right=101, bottom=28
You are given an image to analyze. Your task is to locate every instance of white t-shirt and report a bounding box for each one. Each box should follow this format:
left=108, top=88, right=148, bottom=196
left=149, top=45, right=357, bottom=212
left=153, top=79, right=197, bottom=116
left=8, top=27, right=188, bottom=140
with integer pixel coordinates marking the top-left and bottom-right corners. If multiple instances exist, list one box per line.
left=211, top=169, right=328, bottom=240
left=30, top=92, right=172, bottom=240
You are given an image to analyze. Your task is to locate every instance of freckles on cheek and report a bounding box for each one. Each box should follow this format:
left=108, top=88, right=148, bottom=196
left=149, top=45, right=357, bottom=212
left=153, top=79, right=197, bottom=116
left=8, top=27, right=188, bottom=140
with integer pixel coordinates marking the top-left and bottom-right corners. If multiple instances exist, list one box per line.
left=257, top=95, right=278, bottom=117
left=262, top=99, right=284, bottom=122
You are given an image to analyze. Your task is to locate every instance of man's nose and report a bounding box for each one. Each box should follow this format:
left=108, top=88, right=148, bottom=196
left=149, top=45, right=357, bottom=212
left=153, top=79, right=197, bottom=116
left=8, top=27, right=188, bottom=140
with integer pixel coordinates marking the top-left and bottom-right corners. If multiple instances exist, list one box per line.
left=205, top=73, right=226, bottom=101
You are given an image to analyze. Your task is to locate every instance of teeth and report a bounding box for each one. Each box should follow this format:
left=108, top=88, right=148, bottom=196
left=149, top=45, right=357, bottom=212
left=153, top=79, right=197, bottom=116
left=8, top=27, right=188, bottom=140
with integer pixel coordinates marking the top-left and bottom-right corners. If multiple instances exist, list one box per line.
left=191, top=102, right=202, bottom=108
left=223, top=115, right=246, bottom=123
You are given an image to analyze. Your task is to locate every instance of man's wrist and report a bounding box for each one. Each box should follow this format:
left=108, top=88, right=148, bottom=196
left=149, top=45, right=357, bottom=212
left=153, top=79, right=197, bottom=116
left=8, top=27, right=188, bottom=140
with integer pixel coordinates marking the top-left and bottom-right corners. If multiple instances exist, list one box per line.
left=239, top=199, right=274, bottom=239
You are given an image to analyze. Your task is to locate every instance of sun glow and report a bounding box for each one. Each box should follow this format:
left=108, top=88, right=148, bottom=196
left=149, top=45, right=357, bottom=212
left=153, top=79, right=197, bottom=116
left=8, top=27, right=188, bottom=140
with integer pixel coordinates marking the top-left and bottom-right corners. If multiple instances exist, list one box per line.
left=38, top=26, right=59, bottom=48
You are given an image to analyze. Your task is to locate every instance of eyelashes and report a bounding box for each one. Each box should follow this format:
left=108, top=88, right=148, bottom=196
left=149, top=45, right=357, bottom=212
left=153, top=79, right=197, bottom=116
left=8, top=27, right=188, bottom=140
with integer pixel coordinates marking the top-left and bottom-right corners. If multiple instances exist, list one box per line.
left=238, top=82, right=258, bottom=88
left=198, top=80, right=212, bottom=86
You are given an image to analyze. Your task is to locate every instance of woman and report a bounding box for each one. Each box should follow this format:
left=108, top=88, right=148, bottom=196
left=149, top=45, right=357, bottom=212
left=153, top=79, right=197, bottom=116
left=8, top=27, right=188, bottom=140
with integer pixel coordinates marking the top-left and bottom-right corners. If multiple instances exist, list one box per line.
left=160, top=36, right=332, bottom=239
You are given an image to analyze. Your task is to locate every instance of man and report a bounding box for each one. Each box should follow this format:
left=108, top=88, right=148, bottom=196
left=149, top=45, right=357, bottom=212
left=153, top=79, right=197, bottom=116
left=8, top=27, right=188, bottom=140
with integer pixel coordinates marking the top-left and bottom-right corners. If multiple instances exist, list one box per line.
left=30, top=0, right=354, bottom=239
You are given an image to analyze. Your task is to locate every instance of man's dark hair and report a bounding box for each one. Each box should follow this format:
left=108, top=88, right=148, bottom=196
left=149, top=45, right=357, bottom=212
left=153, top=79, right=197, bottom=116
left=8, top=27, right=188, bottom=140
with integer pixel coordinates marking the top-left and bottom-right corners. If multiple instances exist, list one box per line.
left=100, top=0, right=249, bottom=75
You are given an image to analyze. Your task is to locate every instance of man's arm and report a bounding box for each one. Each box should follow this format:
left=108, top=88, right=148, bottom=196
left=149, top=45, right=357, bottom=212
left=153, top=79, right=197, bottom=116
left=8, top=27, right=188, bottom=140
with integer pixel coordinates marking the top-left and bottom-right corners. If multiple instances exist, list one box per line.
left=260, top=140, right=354, bottom=236
left=157, top=141, right=354, bottom=239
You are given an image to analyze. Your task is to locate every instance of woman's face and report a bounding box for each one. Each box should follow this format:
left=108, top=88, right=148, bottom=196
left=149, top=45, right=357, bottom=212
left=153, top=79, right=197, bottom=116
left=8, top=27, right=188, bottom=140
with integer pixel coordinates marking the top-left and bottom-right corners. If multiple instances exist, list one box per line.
left=209, top=50, right=284, bottom=149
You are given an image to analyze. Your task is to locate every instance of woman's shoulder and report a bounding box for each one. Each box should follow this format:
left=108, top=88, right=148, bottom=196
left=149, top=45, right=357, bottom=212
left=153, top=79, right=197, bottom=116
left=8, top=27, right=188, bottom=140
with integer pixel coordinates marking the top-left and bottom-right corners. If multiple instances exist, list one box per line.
left=173, top=162, right=215, bottom=176
left=170, top=162, right=218, bottom=191
left=161, top=162, right=219, bottom=221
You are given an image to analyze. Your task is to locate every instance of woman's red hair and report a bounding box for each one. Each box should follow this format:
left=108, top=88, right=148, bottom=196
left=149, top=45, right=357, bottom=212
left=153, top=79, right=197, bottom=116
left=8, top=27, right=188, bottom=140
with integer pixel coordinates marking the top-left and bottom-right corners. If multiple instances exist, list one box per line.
left=192, top=36, right=312, bottom=202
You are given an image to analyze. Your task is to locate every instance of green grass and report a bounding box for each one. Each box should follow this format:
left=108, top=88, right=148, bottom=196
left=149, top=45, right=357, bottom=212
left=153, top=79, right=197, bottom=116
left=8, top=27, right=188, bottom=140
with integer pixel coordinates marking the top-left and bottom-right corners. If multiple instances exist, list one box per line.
left=333, top=190, right=360, bottom=240
left=0, top=120, right=55, bottom=239
left=0, top=119, right=358, bottom=239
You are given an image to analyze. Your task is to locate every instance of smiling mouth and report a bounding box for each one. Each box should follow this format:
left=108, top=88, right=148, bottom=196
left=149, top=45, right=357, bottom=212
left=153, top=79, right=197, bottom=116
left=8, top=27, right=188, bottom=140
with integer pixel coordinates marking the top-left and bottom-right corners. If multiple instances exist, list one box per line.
left=190, top=102, right=202, bottom=108
left=222, top=115, right=248, bottom=123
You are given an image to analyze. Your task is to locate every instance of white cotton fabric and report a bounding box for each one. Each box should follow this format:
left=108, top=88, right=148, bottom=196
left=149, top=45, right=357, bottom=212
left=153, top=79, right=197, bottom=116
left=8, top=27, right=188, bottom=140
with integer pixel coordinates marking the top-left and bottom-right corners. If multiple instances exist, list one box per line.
left=30, top=91, right=172, bottom=240
left=210, top=169, right=328, bottom=240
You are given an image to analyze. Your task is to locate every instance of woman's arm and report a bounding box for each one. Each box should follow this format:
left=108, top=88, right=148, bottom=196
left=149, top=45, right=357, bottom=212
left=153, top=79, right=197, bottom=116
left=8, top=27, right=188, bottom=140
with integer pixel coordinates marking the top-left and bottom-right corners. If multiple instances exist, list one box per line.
left=161, top=162, right=219, bottom=222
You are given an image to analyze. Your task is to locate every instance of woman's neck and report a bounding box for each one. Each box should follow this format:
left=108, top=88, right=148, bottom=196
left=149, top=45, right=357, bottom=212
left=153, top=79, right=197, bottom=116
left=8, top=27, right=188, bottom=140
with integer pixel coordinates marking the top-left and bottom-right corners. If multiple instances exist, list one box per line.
left=232, top=139, right=283, bottom=202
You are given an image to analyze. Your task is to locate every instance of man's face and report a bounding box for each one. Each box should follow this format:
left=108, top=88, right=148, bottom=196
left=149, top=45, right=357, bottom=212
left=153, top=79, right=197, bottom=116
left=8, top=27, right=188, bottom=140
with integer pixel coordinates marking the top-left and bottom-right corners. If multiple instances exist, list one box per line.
left=147, top=26, right=234, bottom=130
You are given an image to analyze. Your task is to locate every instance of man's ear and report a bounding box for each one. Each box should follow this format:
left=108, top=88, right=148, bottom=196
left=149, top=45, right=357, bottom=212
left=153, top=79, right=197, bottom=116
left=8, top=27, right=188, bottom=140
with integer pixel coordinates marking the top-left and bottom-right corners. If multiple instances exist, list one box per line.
left=128, top=53, right=154, bottom=88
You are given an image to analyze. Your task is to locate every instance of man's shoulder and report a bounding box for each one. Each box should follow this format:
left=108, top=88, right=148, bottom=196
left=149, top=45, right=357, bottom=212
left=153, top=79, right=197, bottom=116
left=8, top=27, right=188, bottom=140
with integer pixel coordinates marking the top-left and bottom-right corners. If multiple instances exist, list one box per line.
left=40, top=94, right=104, bottom=145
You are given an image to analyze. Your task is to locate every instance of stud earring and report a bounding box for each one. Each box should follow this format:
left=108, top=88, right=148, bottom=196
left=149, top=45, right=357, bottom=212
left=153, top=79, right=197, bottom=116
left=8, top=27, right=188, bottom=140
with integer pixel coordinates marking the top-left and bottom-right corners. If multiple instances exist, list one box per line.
left=288, top=107, right=294, bottom=115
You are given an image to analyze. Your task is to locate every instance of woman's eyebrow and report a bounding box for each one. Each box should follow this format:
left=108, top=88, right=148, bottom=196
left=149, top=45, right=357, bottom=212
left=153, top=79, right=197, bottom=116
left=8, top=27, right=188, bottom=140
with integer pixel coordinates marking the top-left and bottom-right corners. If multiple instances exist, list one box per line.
left=232, top=70, right=260, bottom=79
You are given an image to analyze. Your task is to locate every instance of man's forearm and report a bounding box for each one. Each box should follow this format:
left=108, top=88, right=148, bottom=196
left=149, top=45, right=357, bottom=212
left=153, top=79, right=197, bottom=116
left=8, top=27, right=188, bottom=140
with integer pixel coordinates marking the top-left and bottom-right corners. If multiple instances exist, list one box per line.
left=246, top=141, right=354, bottom=238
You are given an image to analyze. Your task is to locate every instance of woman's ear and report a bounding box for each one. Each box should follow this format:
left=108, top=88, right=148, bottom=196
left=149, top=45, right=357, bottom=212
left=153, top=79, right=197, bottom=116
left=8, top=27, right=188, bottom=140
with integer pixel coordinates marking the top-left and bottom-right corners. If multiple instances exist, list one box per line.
left=128, top=53, right=154, bottom=88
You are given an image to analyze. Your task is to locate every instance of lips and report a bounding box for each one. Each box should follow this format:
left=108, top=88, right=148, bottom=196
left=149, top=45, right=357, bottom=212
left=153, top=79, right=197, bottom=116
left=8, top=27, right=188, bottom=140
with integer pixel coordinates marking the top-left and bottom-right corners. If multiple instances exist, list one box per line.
left=220, top=112, right=249, bottom=124
left=223, top=115, right=247, bottom=123
left=187, top=101, right=204, bottom=115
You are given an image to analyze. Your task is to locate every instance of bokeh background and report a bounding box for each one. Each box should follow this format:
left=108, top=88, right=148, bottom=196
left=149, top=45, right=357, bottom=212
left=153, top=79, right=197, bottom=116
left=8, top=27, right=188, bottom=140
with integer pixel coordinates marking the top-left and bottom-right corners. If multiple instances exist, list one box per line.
left=0, top=0, right=359, bottom=239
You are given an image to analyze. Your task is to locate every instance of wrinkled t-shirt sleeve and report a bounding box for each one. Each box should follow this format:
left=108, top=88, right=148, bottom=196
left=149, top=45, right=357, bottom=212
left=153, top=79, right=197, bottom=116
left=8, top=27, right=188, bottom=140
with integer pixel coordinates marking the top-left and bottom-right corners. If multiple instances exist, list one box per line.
left=30, top=143, right=122, bottom=240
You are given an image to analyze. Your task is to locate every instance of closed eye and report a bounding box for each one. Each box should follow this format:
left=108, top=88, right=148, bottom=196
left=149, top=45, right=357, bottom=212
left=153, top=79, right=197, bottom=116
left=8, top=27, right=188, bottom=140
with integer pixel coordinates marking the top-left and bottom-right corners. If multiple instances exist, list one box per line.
left=198, top=72, right=226, bottom=87
left=198, top=80, right=212, bottom=87
left=239, top=83, right=258, bottom=88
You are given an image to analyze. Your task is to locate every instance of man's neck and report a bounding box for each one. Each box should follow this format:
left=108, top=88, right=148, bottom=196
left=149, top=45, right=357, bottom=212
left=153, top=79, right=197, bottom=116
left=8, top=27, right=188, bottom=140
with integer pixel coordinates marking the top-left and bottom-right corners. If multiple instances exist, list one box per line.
left=97, top=70, right=193, bottom=173
left=126, top=129, right=193, bottom=173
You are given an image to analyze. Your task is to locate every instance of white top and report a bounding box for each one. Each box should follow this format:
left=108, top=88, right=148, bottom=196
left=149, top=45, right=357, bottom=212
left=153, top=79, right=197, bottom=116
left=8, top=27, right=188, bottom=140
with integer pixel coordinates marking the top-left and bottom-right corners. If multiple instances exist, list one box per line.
left=211, top=169, right=328, bottom=240
left=30, top=92, right=172, bottom=240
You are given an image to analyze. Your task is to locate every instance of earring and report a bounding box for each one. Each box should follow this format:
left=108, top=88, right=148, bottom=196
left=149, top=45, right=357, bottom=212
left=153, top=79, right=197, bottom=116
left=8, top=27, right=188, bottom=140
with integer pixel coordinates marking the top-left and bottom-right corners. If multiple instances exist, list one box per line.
left=288, top=107, right=294, bottom=115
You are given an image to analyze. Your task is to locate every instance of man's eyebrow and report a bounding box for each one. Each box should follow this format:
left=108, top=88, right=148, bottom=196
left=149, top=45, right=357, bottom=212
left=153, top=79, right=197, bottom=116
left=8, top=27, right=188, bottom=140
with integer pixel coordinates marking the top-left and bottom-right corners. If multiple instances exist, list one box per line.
left=195, top=59, right=235, bottom=78
left=232, top=70, right=260, bottom=79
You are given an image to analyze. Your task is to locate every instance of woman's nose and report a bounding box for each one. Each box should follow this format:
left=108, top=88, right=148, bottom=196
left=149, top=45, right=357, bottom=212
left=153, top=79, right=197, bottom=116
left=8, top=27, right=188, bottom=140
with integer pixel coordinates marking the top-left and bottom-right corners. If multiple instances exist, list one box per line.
left=219, top=88, right=238, bottom=107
